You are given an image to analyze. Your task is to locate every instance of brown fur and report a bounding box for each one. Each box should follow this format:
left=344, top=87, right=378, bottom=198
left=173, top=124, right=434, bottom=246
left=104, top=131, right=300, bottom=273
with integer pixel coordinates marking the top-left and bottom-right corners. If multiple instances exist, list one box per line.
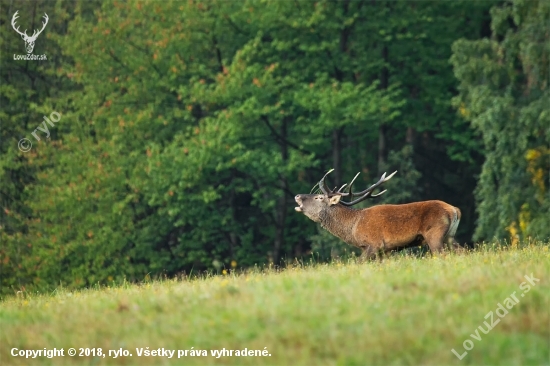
left=296, top=195, right=461, bottom=260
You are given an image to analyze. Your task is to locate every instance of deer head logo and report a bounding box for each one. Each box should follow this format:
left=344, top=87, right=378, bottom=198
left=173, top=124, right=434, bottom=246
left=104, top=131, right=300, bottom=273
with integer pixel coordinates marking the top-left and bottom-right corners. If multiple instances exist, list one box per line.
left=11, top=11, right=49, bottom=54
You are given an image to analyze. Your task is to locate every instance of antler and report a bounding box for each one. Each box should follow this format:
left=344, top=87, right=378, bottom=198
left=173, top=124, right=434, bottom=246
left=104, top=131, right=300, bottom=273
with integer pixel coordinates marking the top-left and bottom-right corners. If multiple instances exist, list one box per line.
left=11, top=11, right=28, bottom=38
left=318, top=169, right=335, bottom=195
left=29, top=13, right=48, bottom=40
left=318, top=169, right=354, bottom=196
left=318, top=169, right=397, bottom=205
left=339, top=171, right=397, bottom=206
left=11, top=11, right=48, bottom=40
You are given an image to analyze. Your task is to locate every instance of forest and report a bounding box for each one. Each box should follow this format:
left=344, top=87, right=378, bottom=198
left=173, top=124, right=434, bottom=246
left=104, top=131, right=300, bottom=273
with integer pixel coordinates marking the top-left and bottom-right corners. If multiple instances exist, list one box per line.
left=1, top=0, right=548, bottom=295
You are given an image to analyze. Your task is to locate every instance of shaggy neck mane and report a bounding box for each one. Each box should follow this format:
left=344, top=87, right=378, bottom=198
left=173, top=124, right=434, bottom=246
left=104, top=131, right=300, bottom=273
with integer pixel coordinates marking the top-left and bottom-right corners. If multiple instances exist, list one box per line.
left=319, top=204, right=361, bottom=245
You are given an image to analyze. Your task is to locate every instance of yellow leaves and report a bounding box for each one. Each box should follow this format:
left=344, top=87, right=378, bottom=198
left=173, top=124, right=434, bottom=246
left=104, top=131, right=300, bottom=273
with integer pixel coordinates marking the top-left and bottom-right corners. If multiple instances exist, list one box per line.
left=265, top=64, right=276, bottom=72
left=231, top=260, right=237, bottom=268
left=526, top=147, right=549, bottom=195
left=146, top=148, right=152, bottom=157
left=525, top=149, right=541, bottom=161
left=506, top=222, right=520, bottom=248
left=519, top=204, right=530, bottom=233
left=253, top=78, right=261, bottom=87
left=171, top=66, right=177, bottom=73
left=458, top=102, right=470, bottom=118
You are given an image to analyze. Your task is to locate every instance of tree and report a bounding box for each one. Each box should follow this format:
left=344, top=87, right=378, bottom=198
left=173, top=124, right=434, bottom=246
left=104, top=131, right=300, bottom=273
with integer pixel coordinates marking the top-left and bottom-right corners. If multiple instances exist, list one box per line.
left=451, top=0, right=550, bottom=242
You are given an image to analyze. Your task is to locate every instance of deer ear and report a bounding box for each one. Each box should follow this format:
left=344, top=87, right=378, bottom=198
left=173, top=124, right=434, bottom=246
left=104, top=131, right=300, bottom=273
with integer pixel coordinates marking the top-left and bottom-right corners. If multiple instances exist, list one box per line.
left=329, top=195, right=341, bottom=205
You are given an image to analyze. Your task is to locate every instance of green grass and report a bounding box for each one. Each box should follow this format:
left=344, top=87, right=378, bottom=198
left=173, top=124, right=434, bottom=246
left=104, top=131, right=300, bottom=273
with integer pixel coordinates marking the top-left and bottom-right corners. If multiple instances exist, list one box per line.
left=1, top=243, right=549, bottom=365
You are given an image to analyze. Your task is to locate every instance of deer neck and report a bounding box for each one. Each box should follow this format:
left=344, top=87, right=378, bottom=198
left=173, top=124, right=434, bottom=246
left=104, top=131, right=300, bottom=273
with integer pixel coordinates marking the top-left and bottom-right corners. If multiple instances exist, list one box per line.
left=319, top=205, right=361, bottom=245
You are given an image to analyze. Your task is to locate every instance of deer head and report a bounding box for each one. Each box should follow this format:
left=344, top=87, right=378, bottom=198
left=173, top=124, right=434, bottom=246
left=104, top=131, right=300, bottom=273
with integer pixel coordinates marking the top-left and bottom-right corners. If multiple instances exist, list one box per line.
left=11, top=11, right=49, bottom=54
left=295, top=169, right=397, bottom=222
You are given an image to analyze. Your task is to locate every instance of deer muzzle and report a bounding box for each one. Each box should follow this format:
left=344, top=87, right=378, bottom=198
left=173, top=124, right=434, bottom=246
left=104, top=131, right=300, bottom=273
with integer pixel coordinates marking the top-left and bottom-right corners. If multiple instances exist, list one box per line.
left=294, top=195, right=303, bottom=212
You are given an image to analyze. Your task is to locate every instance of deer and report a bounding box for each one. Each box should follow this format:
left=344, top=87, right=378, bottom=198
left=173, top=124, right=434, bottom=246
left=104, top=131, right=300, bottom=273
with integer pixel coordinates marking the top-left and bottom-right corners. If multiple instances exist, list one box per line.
left=11, top=11, right=49, bottom=54
left=294, top=169, right=462, bottom=260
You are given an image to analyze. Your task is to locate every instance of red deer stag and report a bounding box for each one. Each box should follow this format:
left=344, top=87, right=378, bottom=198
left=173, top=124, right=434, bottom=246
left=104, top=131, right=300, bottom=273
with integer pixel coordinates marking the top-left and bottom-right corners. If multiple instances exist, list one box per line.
left=295, top=169, right=462, bottom=260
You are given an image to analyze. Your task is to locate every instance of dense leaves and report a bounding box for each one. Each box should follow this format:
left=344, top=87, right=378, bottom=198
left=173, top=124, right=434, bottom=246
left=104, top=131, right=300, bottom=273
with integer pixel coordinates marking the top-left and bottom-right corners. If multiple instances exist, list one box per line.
left=1, top=0, right=547, bottom=295
left=451, top=0, right=550, bottom=242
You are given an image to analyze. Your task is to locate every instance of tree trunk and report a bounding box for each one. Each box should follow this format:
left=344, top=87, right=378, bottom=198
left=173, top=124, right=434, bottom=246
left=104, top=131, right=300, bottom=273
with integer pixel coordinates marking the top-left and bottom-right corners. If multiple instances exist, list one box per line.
left=332, top=127, right=343, bottom=187
left=273, top=118, right=289, bottom=264
left=228, top=169, right=238, bottom=259
left=378, top=45, right=389, bottom=174
left=332, top=0, right=350, bottom=187
left=378, top=125, right=387, bottom=174
left=406, top=126, right=416, bottom=147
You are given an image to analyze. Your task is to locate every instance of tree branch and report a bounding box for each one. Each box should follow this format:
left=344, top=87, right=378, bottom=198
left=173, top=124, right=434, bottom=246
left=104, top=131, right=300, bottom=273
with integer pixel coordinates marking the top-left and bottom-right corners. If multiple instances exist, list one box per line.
left=261, top=115, right=312, bottom=155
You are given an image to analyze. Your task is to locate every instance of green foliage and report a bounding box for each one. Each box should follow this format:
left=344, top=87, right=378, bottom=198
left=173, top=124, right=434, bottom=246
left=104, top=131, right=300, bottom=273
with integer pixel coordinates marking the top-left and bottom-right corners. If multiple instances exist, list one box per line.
left=1, top=0, right=545, bottom=295
left=451, top=0, right=550, bottom=241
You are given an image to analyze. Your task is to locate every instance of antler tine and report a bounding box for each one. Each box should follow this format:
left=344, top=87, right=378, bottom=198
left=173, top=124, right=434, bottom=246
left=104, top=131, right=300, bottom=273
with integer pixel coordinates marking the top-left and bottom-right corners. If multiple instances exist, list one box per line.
left=350, top=171, right=396, bottom=196
left=384, top=170, right=397, bottom=181
left=337, top=183, right=347, bottom=193
left=340, top=171, right=397, bottom=206
left=11, top=11, right=28, bottom=37
left=318, top=168, right=334, bottom=195
left=30, top=13, right=48, bottom=39
left=346, top=172, right=361, bottom=196
left=370, top=189, right=387, bottom=197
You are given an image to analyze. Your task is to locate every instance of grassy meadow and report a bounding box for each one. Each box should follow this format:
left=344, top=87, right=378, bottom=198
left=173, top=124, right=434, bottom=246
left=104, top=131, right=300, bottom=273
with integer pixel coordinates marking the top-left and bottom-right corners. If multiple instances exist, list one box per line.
left=1, top=243, right=549, bottom=365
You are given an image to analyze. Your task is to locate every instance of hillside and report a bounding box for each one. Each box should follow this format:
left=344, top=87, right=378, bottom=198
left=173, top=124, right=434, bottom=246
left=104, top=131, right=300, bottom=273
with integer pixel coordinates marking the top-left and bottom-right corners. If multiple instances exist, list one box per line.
left=1, top=244, right=549, bottom=365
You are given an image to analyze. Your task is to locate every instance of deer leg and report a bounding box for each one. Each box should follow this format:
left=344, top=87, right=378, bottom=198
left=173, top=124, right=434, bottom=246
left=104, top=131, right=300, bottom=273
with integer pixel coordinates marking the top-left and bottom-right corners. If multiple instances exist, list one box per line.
left=424, top=230, right=446, bottom=256
left=449, top=239, right=466, bottom=253
left=358, top=247, right=377, bottom=263
left=444, top=233, right=466, bottom=253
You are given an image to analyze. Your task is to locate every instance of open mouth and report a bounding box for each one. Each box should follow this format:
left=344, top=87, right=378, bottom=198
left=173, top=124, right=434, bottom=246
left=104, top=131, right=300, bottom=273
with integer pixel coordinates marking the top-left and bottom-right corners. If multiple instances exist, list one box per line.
left=294, top=196, right=303, bottom=212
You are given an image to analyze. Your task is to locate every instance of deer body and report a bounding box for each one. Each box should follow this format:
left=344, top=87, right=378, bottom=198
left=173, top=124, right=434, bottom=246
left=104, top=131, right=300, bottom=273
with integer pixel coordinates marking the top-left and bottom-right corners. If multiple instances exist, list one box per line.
left=295, top=170, right=462, bottom=259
